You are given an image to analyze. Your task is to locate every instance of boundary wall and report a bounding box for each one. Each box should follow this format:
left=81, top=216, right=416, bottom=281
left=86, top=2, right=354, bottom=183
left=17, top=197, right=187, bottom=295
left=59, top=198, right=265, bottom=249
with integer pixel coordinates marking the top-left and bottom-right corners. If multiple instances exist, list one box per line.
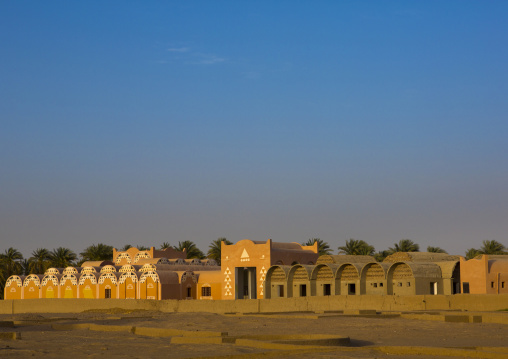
left=1, top=294, right=507, bottom=315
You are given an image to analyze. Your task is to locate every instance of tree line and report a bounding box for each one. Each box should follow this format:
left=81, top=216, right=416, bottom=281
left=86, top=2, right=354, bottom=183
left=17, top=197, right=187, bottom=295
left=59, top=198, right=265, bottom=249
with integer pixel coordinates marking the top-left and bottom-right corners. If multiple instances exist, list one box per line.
left=1, top=237, right=506, bottom=299
left=0, top=238, right=231, bottom=299
left=304, top=238, right=507, bottom=262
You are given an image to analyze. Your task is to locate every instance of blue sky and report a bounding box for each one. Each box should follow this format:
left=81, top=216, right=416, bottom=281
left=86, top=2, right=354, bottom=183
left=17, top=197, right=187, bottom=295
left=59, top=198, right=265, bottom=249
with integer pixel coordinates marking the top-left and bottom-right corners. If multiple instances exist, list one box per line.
left=1, top=1, right=507, bottom=257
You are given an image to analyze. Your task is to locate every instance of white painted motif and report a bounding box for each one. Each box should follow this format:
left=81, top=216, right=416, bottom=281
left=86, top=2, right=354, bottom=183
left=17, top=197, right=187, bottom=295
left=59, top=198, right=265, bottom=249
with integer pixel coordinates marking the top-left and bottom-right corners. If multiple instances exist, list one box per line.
left=240, top=249, right=250, bottom=262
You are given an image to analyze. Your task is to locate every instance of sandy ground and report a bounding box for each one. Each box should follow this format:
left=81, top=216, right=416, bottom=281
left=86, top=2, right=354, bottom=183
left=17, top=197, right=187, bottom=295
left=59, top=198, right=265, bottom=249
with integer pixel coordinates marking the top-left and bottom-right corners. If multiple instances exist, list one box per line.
left=1, top=310, right=508, bottom=358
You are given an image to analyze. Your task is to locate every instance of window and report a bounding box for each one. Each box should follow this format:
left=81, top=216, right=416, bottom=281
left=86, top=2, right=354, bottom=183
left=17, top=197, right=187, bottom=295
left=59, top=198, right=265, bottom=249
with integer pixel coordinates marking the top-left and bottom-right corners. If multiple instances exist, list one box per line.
left=300, top=284, right=307, bottom=297
left=397, top=282, right=402, bottom=287
left=463, top=282, right=470, bottom=294
left=373, top=283, right=378, bottom=288
left=201, top=287, right=211, bottom=297
left=491, top=282, right=495, bottom=288
left=407, top=282, right=411, bottom=287
left=348, top=283, right=356, bottom=295
left=379, top=283, right=383, bottom=287
left=502, top=282, right=505, bottom=289
left=105, top=289, right=111, bottom=299
left=323, top=284, right=331, bottom=296
left=187, top=287, right=191, bottom=298
left=278, top=285, right=284, bottom=297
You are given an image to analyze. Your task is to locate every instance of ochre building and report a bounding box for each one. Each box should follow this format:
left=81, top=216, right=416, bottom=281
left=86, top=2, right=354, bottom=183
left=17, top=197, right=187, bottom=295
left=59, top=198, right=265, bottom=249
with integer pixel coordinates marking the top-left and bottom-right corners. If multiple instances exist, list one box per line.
left=4, top=241, right=508, bottom=300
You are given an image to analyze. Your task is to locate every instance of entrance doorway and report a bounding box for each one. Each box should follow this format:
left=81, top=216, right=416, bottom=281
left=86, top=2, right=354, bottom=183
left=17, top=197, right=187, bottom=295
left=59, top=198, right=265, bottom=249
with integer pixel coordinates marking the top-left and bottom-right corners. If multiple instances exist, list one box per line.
left=430, top=282, right=438, bottom=295
left=235, top=267, right=257, bottom=299
left=348, top=283, right=356, bottom=295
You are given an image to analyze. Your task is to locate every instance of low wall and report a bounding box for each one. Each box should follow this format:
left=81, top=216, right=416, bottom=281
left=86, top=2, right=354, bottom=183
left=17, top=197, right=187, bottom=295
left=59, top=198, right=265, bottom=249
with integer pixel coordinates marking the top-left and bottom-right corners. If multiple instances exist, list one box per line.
left=0, top=294, right=507, bottom=315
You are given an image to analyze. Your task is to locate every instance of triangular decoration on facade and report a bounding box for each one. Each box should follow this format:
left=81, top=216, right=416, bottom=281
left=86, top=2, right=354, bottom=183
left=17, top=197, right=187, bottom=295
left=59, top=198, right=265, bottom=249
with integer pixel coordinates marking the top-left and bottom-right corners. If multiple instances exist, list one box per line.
left=240, top=248, right=250, bottom=262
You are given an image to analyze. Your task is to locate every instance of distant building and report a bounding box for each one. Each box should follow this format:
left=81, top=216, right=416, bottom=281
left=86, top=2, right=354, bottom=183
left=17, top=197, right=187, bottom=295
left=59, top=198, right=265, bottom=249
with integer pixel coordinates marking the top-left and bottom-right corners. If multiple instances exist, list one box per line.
left=4, top=242, right=508, bottom=300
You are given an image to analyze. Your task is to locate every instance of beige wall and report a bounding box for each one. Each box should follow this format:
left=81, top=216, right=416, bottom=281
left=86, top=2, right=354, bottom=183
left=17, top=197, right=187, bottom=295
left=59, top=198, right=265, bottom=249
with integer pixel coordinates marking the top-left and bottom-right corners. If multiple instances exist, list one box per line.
left=2, top=294, right=508, bottom=315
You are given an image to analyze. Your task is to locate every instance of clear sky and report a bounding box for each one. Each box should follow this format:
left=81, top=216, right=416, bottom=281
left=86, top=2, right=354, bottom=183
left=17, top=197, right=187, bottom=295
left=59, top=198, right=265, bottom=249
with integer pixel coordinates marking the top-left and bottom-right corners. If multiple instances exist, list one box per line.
left=1, top=1, right=507, bottom=258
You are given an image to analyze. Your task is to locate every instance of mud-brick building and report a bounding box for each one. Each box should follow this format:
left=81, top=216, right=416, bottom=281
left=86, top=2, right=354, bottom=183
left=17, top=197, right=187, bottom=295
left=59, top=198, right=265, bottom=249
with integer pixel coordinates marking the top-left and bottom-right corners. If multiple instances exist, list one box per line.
left=220, top=239, right=319, bottom=300
left=460, top=255, right=508, bottom=294
left=383, top=252, right=462, bottom=295
left=112, top=246, right=186, bottom=266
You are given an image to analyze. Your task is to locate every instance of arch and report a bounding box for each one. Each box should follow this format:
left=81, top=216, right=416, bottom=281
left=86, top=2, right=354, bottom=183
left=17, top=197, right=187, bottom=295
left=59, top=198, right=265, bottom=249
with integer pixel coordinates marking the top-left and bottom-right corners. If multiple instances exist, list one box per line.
left=100, top=265, right=117, bottom=273
left=119, top=264, right=136, bottom=273
left=44, top=268, right=62, bottom=276
left=78, top=273, right=99, bottom=299
left=59, top=274, right=78, bottom=298
left=41, top=274, right=60, bottom=298
left=288, top=265, right=312, bottom=298
left=140, top=264, right=157, bottom=272
left=81, top=266, right=98, bottom=274
left=139, top=271, right=160, bottom=300
left=114, top=252, right=132, bottom=265
left=265, top=265, right=290, bottom=299
left=168, top=258, right=185, bottom=265
left=360, top=263, right=387, bottom=295
left=4, top=275, right=24, bottom=300
left=387, top=262, right=414, bottom=295
left=185, top=258, right=202, bottom=265
left=203, top=259, right=218, bottom=266
left=134, top=251, right=151, bottom=263
left=310, top=264, right=334, bottom=296
left=23, top=274, right=42, bottom=299
left=98, top=272, right=119, bottom=299
left=118, top=272, right=138, bottom=299
left=437, top=260, right=461, bottom=295
left=63, top=267, right=78, bottom=275
left=335, top=263, right=361, bottom=295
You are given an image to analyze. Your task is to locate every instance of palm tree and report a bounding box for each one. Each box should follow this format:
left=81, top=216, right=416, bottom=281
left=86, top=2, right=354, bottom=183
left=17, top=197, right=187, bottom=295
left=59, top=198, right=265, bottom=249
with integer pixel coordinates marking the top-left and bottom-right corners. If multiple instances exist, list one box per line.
left=28, top=248, right=51, bottom=274
left=160, top=242, right=172, bottom=250
left=389, top=239, right=420, bottom=253
left=21, top=259, right=31, bottom=275
left=80, top=243, right=114, bottom=262
left=465, top=248, right=481, bottom=260
left=207, top=237, right=233, bottom=265
left=137, top=245, right=150, bottom=251
left=173, top=241, right=205, bottom=259
left=0, top=247, right=24, bottom=278
left=120, top=244, right=133, bottom=251
left=374, top=250, right=390, bottom=262
left=49, top=247, right=77, bottom=268
left=338, top=239, right=375, bottom=256
left=303, top=238, right=332, bottom=256
left=478, top=240, right=506, bottom=255
left=427, top=246, right=447, bottom=254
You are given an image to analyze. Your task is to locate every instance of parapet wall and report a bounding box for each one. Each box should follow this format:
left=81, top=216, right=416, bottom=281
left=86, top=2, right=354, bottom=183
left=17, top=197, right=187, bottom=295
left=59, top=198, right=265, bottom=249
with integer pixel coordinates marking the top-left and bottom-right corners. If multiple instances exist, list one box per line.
left=1, top=294, right=507, bottom=315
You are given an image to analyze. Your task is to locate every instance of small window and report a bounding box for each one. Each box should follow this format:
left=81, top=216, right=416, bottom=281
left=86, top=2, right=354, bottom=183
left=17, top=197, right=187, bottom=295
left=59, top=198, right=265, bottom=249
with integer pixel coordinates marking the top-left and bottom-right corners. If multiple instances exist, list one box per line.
left=463, top=282, right=470, bottom=294
left=323, top=284, right=331, bottom=296
left=379, top=283, right=383, bottom=287
left=407, top=282, right=411, bottom=287
left=201, top=287, right=211, bottom=297
left=348, top=283, right=356, bottom=295
left=491, top=282, right=495, bottom=288
left=502, top=282, right=505, bottom=289
left=187, top=287, right=191, bottom=298
left=373, top=283, right=378, bottom=288
left=397, top=282, right=402, bottom=287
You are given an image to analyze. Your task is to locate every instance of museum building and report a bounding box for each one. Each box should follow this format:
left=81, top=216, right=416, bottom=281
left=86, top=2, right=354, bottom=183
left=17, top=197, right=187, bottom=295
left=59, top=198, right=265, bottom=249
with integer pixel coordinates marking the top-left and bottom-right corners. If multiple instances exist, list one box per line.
left=4, top=239, right=508, bottom=300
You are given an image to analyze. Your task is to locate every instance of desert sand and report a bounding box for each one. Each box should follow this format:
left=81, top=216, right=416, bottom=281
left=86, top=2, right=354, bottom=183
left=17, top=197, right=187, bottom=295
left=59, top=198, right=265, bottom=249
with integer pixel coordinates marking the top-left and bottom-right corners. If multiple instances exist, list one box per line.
left=1, top=309, right=508, bottom=358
